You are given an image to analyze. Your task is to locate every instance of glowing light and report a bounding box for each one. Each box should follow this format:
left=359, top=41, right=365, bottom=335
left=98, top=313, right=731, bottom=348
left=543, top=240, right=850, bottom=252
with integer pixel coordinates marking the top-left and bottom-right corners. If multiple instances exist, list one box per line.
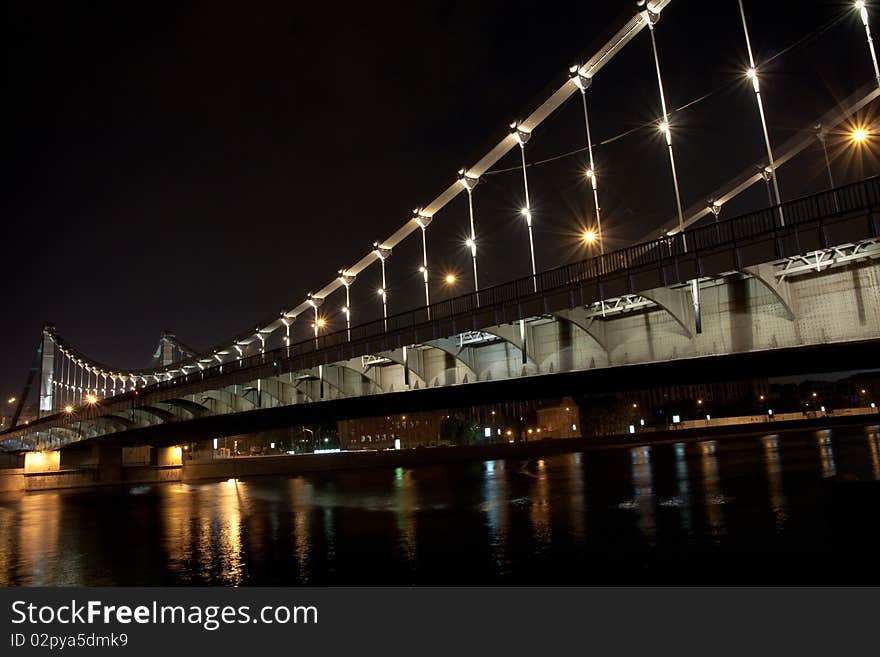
left=444, top=273, right=457, bottom=284
left=85, top=394, right=97, bottom=405
left=851, top=127, right=869, bottom=143
left=377, top=287, right=385, bottom=296
left=6, top=397, right=15, bottom=404
left=520, top=207, right=530, bottom=217
left=746, top=67, right=757, bottom=79
left=315, top=318, right=327, bottom=329
left=585, top=168, right=594, bottom=179
left=658, top=121, right=669, bottom=133
left=856, top=1, right=865, bottom=10
left=582, top=229, right=597, bottom=244
left=465, top=238, right=474, bottom=248
left=64, top=405, right=74, bottom=414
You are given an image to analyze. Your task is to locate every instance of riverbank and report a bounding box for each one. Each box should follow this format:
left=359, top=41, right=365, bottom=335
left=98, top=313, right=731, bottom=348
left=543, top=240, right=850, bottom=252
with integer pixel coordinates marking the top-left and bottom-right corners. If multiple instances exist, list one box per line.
left=1, top=409, right=877, bottom=492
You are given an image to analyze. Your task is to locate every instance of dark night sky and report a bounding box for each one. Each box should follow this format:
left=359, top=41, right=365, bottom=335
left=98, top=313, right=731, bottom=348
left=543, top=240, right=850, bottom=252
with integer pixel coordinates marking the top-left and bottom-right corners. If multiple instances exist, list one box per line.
left=4, top=0, right=877, bottom=400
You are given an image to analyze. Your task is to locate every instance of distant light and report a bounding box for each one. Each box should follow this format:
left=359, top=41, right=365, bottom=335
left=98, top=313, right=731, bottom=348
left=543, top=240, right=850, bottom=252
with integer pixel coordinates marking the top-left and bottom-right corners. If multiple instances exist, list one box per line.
left=85, top=394, right=97, bottom=405
left=672, top=414, right=681, bottom=424
left=394, top=438, right=401, bottom=450
left=270, top=442, right=276, bottom=449
left=706, top=414, right=711, bottom=421
left=505, top=429, right=512, bottom=436
left=629, top=425, right=635, bottom=434
left=377, top=287, right=385, bottom=295
left=582, top=229, right=597, bottom=244
left=697, top=399, right=703, bottom=405
left=585, top=168, right=594, bottom=179
left=520, top=207, right=530, bottom=217
left=768, top=409, right=774, bottom=416
left=445, top=273, right=457, bottom=284
left=213, top=438, right=218, bottom=449
left=465, top=238, right=474, bottom=248
left=315, top=318, right=326, bottom=328
left=484, top=427, right=491, bottom=438
left=852, top=127, right=869, bottom=143
left=64, top=405, right=74, bottom=414
left=6, top=397, right=15, bottom=404
left=419, top=266, right=426, bottom=273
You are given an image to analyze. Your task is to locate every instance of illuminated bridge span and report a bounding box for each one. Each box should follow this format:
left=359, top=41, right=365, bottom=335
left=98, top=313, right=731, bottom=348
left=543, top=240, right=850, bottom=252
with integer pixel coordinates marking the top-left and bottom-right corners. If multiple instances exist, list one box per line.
left=3, top=0, right=880, bottom=453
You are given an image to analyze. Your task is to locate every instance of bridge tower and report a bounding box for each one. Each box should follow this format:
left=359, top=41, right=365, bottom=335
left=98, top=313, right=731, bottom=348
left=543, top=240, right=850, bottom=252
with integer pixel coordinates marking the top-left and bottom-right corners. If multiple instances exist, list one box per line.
left=159, top=331, right=177, bottom=366
left=39, top=324, right=55, bottom=414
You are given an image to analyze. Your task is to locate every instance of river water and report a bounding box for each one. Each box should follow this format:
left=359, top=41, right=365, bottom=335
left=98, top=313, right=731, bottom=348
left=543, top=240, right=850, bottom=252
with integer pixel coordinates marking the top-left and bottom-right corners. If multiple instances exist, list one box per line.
left=1, top=426, right=878, bottom=586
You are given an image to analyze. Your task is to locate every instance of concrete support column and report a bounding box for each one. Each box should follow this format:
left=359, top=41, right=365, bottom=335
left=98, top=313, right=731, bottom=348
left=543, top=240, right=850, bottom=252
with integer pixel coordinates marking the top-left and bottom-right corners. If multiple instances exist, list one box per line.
left=60, top=444, right=122, bottom=483
left=151, top=445, right=183, bottom=467
left=24, top=450, right=61, bottom=473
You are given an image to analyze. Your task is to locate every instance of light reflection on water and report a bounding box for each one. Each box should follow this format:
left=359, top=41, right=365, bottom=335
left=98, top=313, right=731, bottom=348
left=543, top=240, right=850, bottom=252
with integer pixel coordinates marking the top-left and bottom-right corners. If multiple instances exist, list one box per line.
left=0, top=426, right=877, bottom=586
left=700, top=440, right=726, bottom=542
left=761, top=435, right=789, bottom=532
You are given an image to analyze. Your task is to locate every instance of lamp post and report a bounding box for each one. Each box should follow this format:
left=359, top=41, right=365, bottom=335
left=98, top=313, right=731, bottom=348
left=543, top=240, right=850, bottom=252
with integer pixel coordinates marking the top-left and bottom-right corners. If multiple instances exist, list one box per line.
left=570, top=66, right=604, bottom=254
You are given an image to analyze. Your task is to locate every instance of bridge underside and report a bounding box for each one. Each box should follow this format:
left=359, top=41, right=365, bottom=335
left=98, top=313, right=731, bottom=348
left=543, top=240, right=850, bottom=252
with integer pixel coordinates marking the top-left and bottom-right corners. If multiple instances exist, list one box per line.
left=9, top=237, right=880, bottom=451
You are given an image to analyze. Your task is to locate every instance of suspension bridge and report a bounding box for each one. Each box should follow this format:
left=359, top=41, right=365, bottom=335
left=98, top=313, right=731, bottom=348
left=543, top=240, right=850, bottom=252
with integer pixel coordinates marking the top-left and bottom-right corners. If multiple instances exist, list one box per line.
left=3, top=1, right=879, bottom=475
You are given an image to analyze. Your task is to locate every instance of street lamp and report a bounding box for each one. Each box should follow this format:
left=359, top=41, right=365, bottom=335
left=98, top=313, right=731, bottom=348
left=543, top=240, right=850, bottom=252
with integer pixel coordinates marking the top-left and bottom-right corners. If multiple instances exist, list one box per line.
left=582, top=229, right=597, bottom=246
left=852, top=126, right=870, bottom=143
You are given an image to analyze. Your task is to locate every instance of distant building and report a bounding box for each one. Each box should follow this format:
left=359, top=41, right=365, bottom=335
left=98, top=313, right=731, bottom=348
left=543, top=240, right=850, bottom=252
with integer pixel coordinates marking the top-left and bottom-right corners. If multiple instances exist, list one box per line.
left=535, top=397, right=581, bottom=439
left=337, top=409, right=449, bottom=450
